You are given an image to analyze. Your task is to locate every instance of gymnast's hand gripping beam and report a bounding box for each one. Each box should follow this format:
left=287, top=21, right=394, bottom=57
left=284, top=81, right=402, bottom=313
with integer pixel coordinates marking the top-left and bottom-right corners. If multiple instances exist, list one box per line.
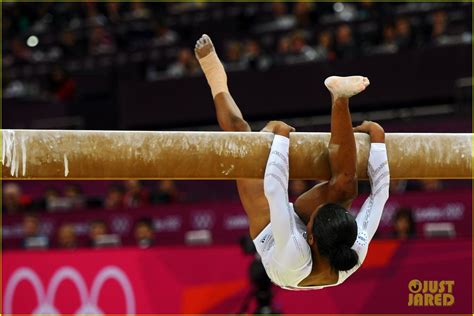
left=1, top=129, right=471, bottom=180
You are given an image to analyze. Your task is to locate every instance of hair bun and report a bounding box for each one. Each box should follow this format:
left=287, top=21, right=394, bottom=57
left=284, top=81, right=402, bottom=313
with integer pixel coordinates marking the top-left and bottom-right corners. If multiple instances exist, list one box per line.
left=312, top=203, right=359, bottom=272
left=329, top=246, right=359, bottom=272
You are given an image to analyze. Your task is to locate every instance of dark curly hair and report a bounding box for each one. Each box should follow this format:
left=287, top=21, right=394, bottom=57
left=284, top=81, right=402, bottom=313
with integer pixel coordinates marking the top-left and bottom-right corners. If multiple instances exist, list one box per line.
left=312, top=203, right=359, bottom=272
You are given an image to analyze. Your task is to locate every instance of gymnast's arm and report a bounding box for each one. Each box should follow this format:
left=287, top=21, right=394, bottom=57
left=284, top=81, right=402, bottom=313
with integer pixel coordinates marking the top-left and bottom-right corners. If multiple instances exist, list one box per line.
left=263, top=122, right=310, bottom=268
left=351, top=121, right=390, bottom=264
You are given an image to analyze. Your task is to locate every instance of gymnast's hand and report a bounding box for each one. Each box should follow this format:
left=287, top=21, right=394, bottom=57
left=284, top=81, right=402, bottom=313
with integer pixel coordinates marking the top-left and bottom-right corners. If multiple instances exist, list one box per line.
left=262, top=121, right=295, bottom=138
left=353, top=120, right=385, bottom=143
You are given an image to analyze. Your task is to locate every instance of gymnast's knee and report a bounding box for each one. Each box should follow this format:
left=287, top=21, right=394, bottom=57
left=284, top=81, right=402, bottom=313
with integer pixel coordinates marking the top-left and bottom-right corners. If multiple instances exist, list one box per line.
left=330, top=175, right=358, bottom=201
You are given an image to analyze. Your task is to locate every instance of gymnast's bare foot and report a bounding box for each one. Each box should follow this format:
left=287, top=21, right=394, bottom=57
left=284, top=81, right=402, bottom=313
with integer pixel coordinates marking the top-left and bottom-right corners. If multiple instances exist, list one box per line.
left=324, top=76, right=370, bottom=98
left=194, top=34, right=228, bottom=98
left=194, top=34, right=215, bottom=60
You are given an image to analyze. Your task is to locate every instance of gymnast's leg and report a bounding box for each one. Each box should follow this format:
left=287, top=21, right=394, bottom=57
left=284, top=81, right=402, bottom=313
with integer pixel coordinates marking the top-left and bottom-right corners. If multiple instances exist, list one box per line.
left=194, top=34, right=269, bottom=238
left=294, top=76, right=369, bottom=224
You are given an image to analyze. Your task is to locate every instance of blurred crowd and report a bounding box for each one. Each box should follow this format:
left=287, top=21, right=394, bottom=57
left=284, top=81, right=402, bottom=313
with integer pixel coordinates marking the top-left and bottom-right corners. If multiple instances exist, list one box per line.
left=20, top=212, right=156, bottom=250
left=4, top=178, right=448, bottom=250
left=3, top=180, right=180, bottom=214
left=3, top=2, right=471, bottom=95
left=9, top=203, right=421, bottom=250
left=2, top=178, right=445, bottom=215
left=4, top=179, right=178, bottom=250
left=218, top=3, right=470, bottom=72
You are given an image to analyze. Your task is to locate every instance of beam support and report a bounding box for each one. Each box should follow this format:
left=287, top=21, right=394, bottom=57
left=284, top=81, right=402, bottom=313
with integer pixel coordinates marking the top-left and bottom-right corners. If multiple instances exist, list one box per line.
left=1, top=130, right=472, bottom=180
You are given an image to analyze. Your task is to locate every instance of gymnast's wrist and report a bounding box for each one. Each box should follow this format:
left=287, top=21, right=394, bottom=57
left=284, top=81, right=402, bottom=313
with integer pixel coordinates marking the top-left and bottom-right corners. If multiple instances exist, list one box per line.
left=273, top=134, right=290, bottom=144
left=273, top=123, right=295, bottom=138
left=274, top=129, right=290, bottom=138
left=367, top=123, right=385, bottom=143
left=368, top=128, right=385, bottom=143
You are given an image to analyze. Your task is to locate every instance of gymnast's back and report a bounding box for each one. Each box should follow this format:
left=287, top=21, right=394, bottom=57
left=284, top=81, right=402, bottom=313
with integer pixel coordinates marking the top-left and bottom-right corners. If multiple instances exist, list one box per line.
left=253, top=203, right=362, bottom=290
left=254, top=140, right=390, bottom=290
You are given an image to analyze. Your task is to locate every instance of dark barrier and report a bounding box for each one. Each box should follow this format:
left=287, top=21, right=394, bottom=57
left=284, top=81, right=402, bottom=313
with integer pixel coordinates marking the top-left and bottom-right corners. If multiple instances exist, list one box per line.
left=118, top=44, right=471, bottom=129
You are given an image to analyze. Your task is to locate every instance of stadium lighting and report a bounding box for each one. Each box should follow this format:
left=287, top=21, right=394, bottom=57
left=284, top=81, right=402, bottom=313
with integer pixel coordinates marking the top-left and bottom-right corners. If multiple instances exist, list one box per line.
left=334, top=3, right=344, bottom=13
left=26, top=35, right=39, bottom=48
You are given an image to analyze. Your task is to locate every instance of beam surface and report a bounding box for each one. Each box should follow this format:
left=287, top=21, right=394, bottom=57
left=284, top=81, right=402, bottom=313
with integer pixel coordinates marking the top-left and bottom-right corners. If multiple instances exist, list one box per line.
left=1, top=130, right=472, bottom=180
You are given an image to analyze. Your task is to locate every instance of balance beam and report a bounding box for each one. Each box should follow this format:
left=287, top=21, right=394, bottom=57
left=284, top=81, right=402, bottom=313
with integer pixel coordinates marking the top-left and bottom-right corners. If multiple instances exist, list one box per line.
left=1, top=129, right=471, bottom=180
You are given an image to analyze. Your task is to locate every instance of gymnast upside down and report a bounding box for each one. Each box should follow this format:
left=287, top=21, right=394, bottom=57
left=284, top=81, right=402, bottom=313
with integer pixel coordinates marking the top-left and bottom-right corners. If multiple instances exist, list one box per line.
left=194, top=34, right=390, bottom=290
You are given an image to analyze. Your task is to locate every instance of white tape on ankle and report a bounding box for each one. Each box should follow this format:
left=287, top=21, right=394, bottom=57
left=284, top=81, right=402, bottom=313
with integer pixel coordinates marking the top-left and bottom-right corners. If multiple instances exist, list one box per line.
left=198, top=51, right=229, bottom=98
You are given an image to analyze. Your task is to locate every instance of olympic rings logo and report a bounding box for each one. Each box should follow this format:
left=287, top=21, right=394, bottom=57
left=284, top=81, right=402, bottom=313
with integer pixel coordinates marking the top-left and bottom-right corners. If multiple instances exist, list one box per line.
left=4, top=266, right=136, bottom=315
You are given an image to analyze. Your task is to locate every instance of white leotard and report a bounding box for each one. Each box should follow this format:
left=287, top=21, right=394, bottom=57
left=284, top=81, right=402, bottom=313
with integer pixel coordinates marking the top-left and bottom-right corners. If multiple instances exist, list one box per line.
left=253, top=135, right=390, bottom=290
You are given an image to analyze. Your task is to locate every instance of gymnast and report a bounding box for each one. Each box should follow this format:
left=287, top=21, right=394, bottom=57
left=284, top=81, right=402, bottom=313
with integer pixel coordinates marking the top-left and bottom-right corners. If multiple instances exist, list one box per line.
left=194, top=34, right=390, bottom=290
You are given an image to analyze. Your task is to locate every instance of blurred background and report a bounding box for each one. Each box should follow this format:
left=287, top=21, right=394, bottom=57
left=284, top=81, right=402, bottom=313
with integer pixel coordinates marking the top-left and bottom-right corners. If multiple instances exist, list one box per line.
left=2, top=2, right=472, bottom=315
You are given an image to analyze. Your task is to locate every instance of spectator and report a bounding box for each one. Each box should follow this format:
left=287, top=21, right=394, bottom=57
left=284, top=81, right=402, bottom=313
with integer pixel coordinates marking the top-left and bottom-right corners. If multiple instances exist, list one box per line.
left=63, top=183, right=86, bottom=209
left=59, top=30, right=85, bottom=59
left=40, top=187, right=65, bottom=212
left=152, top=22, right=179, bottom=47
left=333, top=2, right=359, bottom=22
left=430, top=10, right=448, bottom=43
left=270, top=2, right=296, bottom=30
left=7, top=4, right=32, bottom=34
left=57, top=223, right=78, bottom=249
left=395, top=17, right=415, bottom=49
left=224, top=41, right=246, bottom=71
left=389, top=180, right=408, bottom=193
left=134, top=217, right=156, bottom=248
left=167, top=2, right=207, bottom=14
left=126, top=1, right=151, bottom=20
left=167, top=48, right=199, bottom=78
left=84, top=2, right=107, bottom=27
left=106, top=2, right=123, bottom=24
left=334, top=24, right=358, bottom=59
left=22, top=213, right=49, bottom=249
left=392, top=207, right=417, bottom=240
left=313, top=30, right=335, bottom=61
left=389, top=180, right=421, bottom=193
left=242, top=39, right=271, bottom=70
left=275, top=36, right=292, bottom=65
left=89, top=219, right=121, bottom=248
left=104, top=183, right=125, bottom=209
left=419, top=179, right=443, bottom=192
left=357, top=1, right=379, bottom=20
left=289, top=31, right=317, bottom=63
left=11, top=38, right=33, bottom=64
left=151, top=180, right=179, bottom=204
left=124, top=180, right=149, bottom=208
left=35, top=185, right=82, bottom=211
left=88, top=219, right=108, bottom=246
left=254, top=3, right=296, bottom=33
left=33, top=3, right=54, bottom=32
left=3, top=182, right=31, bottom=214
left=89, top=26, right=116, bottom=55
left=47, top=66, right=77, bottom=104
left=54, top=3, right=85, bottom=30
left=293, top=2, right=315, bottom=28
left=378, top=24, right=399, bottom=53
left=23, top=213, right=40, bottom=239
